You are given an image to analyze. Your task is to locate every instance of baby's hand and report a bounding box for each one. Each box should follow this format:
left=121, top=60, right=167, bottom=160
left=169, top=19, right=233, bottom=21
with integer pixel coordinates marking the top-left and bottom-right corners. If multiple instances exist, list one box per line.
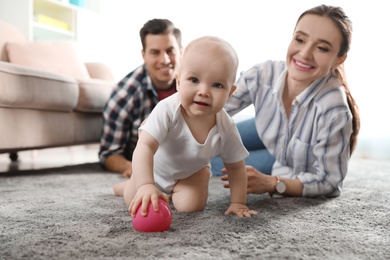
left=225, top=203, right=258, bottom=217
left=129, top=184, right=167, bottom=217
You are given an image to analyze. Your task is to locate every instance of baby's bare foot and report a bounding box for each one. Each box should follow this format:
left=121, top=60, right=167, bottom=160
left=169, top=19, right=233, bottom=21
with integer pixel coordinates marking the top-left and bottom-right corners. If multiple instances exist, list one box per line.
left=113, top=181, right=127, bottom=196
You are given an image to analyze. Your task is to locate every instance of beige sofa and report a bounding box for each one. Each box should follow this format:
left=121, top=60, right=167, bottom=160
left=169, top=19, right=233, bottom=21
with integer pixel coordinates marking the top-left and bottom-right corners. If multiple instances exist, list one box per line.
left=0, top=20, right=115, bottom=161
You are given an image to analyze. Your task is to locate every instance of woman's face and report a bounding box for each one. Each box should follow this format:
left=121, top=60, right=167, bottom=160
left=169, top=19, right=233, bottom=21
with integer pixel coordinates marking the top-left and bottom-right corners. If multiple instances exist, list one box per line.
left=286, top=14, right=347, bottom=87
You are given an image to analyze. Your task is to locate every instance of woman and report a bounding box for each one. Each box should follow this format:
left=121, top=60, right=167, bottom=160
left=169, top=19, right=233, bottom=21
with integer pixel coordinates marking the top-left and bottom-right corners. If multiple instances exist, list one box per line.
left=214, top=4, right=360, bottom=197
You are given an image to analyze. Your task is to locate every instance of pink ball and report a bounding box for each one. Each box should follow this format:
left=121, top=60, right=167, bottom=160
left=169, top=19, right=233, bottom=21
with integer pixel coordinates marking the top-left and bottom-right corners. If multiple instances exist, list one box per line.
left=132, top=198, right=172, bottom=232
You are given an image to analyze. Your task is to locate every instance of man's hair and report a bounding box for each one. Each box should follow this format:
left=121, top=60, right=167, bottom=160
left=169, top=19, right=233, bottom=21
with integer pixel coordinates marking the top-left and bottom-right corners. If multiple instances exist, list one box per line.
left=140, top=18, right=182, bottom=50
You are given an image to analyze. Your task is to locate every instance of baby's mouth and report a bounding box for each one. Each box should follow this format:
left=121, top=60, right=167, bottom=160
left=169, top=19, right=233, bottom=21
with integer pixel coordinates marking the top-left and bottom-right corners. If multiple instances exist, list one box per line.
left=194, top=101, right=209, bottom=107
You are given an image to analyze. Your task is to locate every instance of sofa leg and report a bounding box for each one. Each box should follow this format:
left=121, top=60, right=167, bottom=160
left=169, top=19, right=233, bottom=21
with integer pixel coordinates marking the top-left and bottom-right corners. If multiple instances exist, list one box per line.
left=9, top=152, right=19, bottom=162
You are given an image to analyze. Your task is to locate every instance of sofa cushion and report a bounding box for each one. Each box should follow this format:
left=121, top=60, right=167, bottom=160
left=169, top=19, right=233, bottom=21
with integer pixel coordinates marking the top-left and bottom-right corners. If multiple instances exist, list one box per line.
left=6, top=41, right=90, bottom=80
left=76, top=79, right=114, bottom=112
left=0, top=21, right=26, bottom=62
left=0, top=61, right=79, bottom=112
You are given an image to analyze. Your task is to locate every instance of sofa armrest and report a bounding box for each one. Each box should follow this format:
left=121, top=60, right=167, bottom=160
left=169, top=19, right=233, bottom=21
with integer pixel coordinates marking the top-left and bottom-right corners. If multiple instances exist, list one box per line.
left=85, top=62, right=115, bottom=81
left=76, top=78, right=114, bottom=113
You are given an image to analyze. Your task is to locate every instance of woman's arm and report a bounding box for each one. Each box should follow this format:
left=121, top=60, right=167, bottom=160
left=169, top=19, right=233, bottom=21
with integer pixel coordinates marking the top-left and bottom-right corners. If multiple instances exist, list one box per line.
left=221, top=165, right=304, bottom=197
left=267, top=174, right=304, bottom=197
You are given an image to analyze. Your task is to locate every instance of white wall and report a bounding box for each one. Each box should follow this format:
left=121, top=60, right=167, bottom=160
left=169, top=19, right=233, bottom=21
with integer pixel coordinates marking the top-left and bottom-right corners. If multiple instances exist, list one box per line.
left=81, top=0, right=390, bottom=160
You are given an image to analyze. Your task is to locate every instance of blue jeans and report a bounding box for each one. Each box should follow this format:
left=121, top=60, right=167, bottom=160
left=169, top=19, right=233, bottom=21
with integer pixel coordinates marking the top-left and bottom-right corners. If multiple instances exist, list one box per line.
left=210, top=117, right=275, bottom=176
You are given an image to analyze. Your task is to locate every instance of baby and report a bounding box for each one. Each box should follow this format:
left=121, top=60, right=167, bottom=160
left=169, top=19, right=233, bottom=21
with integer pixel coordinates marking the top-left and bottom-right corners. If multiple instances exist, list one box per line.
left=114, top=36, right=257, bottom=218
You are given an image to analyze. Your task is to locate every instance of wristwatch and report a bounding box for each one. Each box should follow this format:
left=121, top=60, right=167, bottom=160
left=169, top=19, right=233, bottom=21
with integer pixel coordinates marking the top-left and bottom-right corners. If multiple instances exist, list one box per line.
left=275, top=176, right=287, bottom=194
left=269, top=176, right=287, bottom=197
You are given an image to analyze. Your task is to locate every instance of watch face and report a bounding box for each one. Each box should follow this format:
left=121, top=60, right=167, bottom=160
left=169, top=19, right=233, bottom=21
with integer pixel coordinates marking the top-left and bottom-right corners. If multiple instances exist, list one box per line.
left=276, top=181, right=287, bottom=193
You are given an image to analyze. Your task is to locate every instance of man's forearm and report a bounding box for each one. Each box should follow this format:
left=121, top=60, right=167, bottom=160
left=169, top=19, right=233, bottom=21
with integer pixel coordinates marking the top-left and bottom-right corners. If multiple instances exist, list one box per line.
left=104, top=154, right=132, bottom=174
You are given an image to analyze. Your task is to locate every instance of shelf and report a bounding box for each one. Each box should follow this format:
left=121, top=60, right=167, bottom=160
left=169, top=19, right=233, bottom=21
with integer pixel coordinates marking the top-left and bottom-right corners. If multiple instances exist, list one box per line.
left=0, top=0, right=100, bottom=41
left=33, top=0, right=75, bottom=36
left=33, top=22, right=75, bottom=41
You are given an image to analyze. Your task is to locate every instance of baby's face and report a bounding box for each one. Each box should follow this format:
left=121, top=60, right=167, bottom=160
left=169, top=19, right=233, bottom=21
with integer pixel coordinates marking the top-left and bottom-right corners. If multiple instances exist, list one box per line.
left=176, top=41, right=237, bottom=119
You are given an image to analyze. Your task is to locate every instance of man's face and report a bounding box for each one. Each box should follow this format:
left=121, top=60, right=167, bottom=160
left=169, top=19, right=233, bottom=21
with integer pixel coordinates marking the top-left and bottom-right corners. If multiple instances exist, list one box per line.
left=142, top=33, right=181, bottom=90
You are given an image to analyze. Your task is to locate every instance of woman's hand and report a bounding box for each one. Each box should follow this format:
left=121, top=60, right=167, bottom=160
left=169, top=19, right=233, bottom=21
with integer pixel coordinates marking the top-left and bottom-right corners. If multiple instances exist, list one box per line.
left=128, top=184, right=169, bottom=217
left=221, top=165, right=275, bottom=194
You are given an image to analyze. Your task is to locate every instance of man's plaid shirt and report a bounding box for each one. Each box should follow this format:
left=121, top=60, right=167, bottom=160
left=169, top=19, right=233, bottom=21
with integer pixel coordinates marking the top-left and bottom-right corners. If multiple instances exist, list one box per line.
left=99, top=64, right=158, bottom=165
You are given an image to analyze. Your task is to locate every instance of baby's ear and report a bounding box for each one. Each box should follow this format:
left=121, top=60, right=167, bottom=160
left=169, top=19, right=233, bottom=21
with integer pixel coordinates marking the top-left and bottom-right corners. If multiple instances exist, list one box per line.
left=175, top=74, right=180, bottom=91
left=228, top=85, right=237, bottom=99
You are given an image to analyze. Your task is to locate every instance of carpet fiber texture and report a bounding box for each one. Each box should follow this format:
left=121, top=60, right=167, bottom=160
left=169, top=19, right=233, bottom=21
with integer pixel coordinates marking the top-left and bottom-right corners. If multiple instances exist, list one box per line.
left=1, top=158, right=389, bottom=259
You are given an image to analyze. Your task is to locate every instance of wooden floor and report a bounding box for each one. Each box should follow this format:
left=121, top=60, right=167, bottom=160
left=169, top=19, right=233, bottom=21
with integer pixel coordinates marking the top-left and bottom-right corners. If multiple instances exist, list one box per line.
left=0, top=144, right=100, bottom=173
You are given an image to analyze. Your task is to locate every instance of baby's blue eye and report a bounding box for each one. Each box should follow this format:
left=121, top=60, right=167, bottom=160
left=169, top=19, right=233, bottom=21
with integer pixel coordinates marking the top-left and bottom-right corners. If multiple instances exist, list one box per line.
left=213, top=83, right=222, bottom=89
left=190, top=77, right=199, bottom=83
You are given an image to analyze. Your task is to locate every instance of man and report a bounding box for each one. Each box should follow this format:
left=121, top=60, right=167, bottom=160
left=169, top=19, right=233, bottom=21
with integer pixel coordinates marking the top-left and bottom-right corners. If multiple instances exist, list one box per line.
left=99, top=19, right=182, bottom=177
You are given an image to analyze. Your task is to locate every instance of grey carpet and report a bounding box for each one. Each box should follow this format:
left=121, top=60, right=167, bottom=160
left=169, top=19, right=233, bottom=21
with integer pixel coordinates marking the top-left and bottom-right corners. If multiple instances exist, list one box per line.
left=1, top=158, right=389, bottom=260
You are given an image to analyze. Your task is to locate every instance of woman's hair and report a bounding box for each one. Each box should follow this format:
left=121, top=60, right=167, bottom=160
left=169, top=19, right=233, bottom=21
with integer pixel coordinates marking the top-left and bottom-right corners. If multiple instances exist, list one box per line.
left=139, top=18, right=182, bottom=51
left=297, top=4, right=360, bottom=155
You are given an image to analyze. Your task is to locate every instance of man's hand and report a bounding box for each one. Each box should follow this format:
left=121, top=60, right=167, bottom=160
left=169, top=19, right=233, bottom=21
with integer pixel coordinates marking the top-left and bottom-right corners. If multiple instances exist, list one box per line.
left=122, top=167, right=132, bottom=178
left=104, top=154, right=133, bottom=178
